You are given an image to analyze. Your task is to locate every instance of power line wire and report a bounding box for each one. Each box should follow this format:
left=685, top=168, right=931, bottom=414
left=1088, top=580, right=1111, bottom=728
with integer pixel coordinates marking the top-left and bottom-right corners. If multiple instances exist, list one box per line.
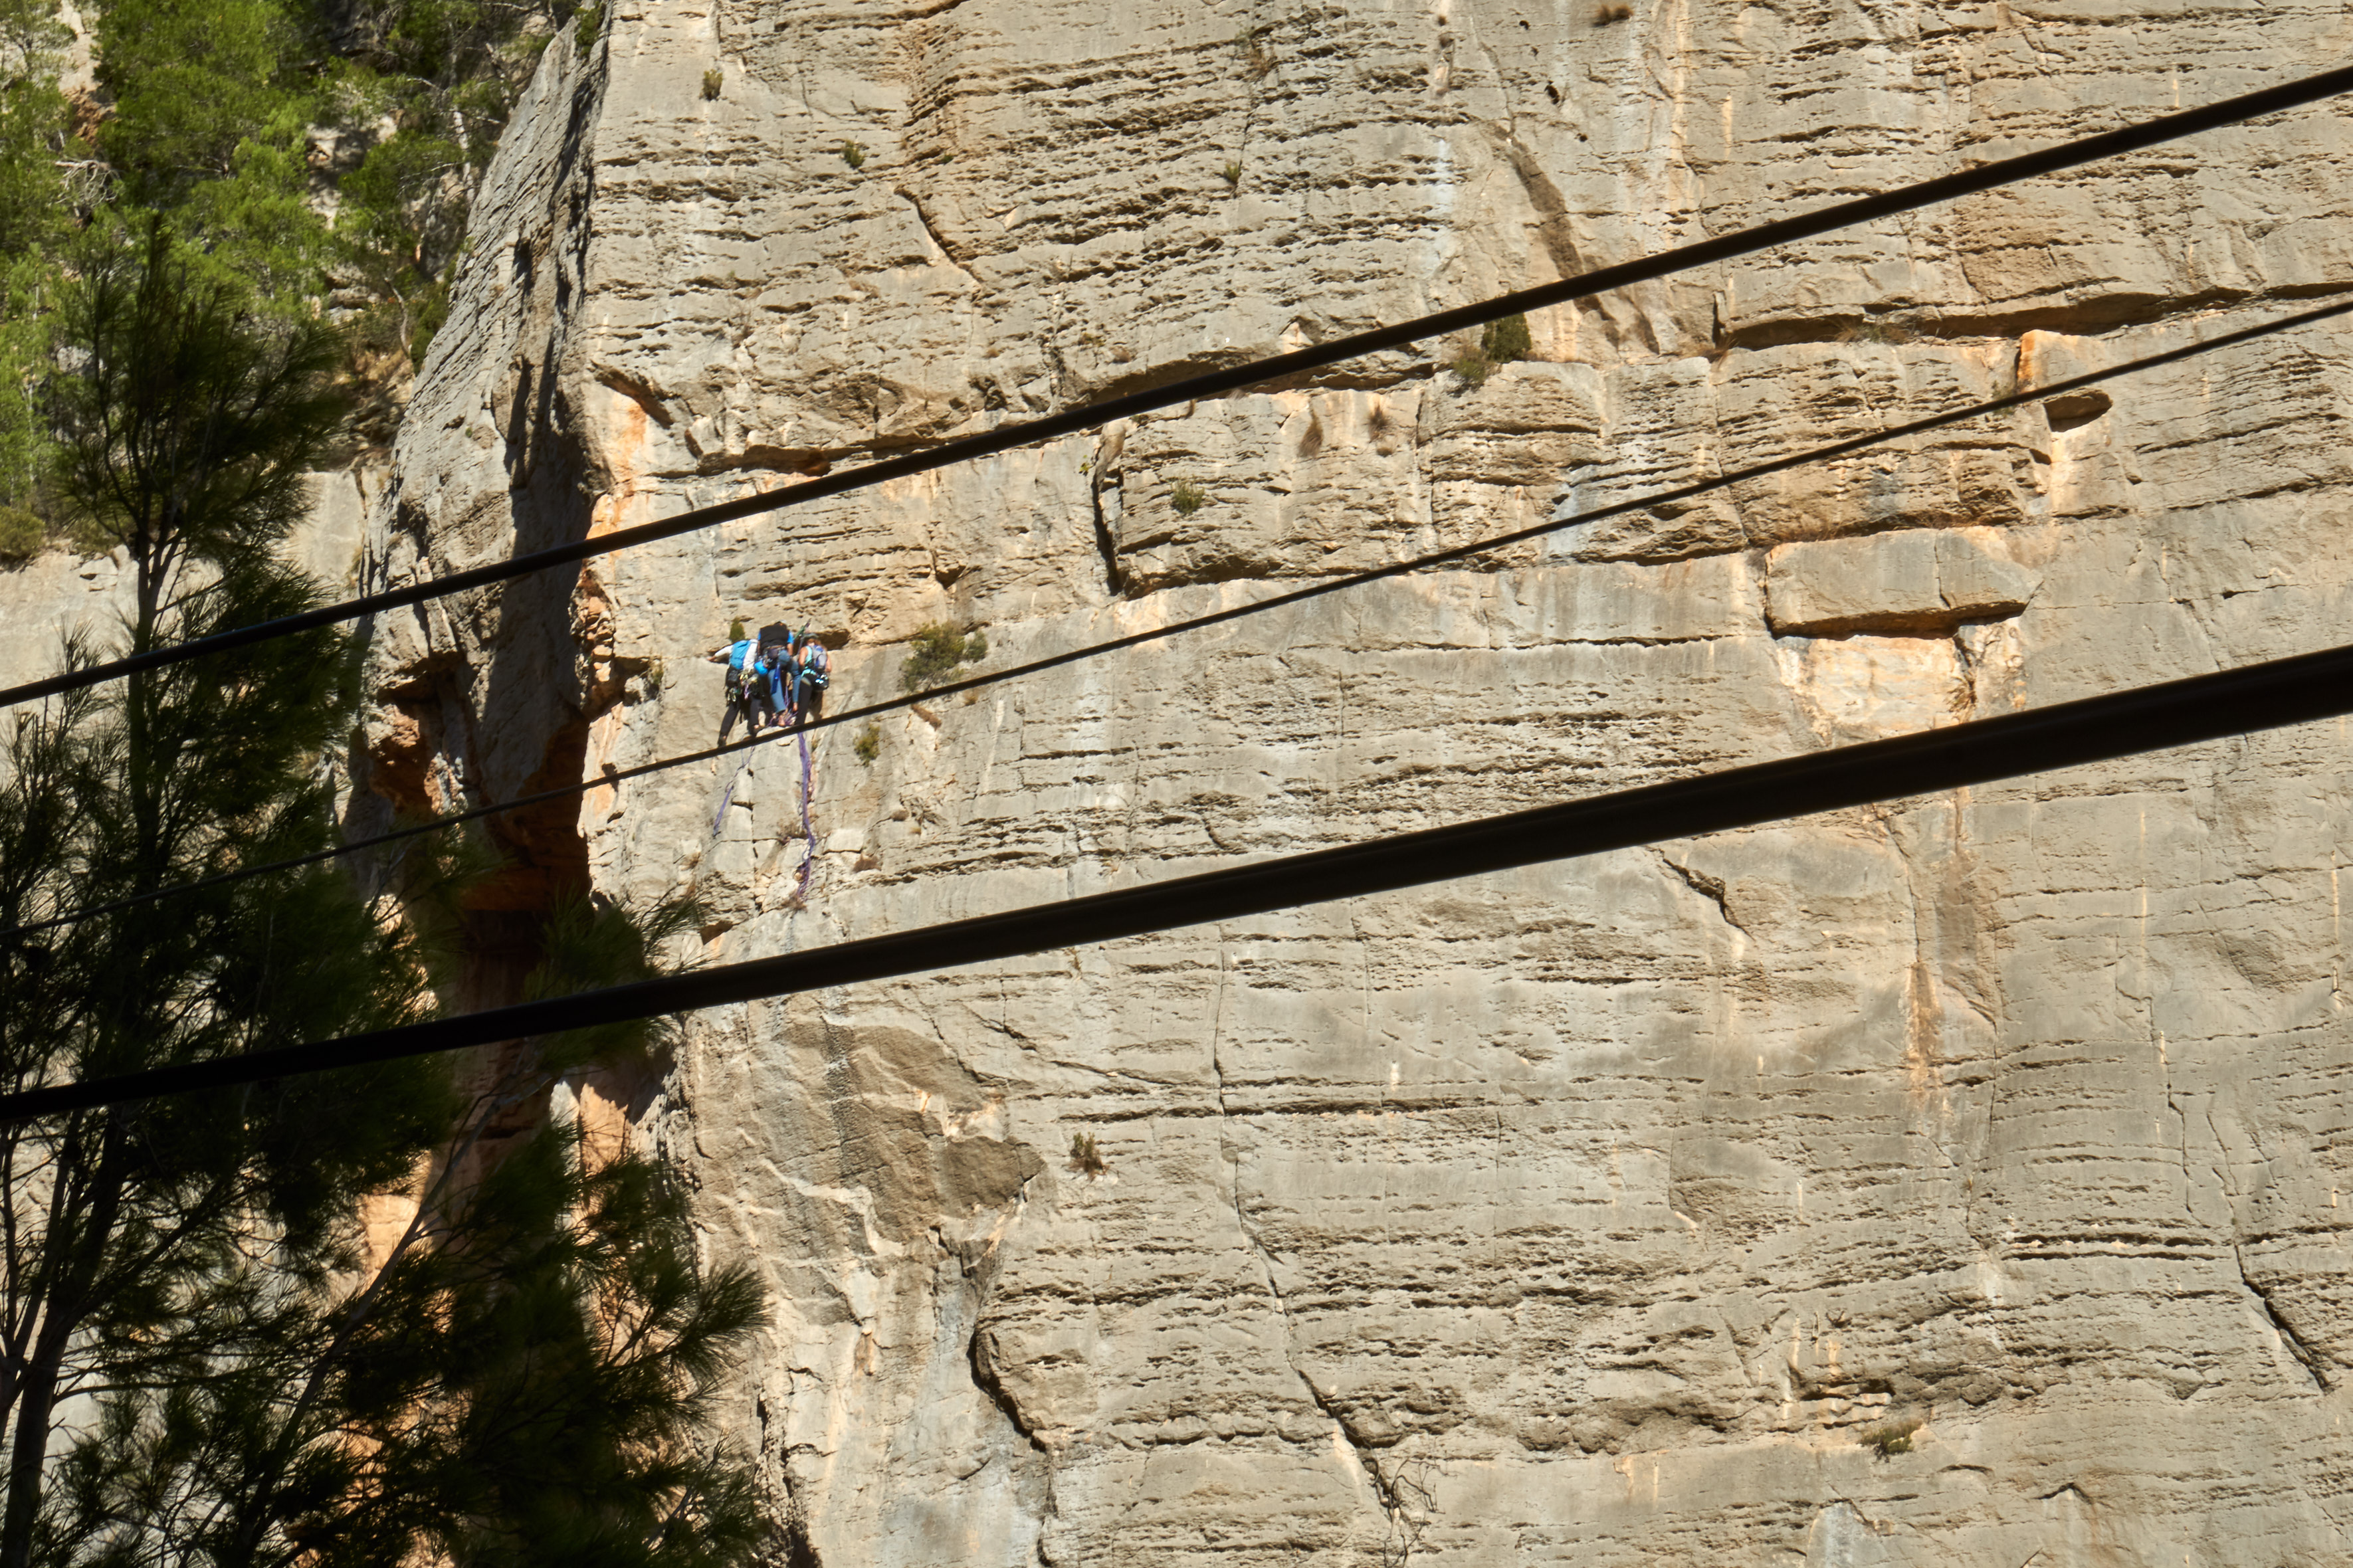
left=9, top=633, right=2353, bottom=1122
left=5, top=63, right=2350, bottom=713
left=9, top=290, right=2350, bottom=945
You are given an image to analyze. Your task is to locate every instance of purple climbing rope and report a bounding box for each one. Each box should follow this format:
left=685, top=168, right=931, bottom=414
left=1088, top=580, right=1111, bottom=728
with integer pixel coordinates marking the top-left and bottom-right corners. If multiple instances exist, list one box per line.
left=710, top=774, right=738, bottom=839
left=706, top=729, right=813, bottom=901
left=793, top=726, right=817, bottom=902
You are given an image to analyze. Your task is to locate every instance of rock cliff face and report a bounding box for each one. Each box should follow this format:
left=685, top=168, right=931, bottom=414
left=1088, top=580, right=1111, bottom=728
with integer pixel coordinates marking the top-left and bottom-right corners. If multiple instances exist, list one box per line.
left=352, top=1, right=2353, bottom=1561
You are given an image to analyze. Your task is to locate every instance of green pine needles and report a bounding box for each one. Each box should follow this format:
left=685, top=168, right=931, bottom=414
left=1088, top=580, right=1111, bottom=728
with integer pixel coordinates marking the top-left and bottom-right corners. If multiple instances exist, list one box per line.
left=0, top=504, right=37, bottom=563
left=0, top=229, right=762, bottom=1568
left=0, top=0, right=633, bottom=545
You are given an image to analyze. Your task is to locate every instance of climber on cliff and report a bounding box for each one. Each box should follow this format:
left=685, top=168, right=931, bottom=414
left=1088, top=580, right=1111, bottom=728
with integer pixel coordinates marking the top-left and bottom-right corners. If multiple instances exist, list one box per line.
left=791, top=631, right=829, bottom=726
left=707, top=624, right=757, bottom=744
left=747, top=639, right=791, bottom=733
left=774, top=629, right=801, bottom=724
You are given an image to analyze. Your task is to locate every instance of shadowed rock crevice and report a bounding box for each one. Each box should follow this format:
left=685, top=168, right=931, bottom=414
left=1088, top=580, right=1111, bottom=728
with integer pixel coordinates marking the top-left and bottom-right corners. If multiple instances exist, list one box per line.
left=2235, top=1244, right=2332, bottom=1392
left=779, top=1519, right=821, bottom=1568
left=964, top=1292, right=1059, bottom=1563
left=968, top=1320, right=1053, bottom=1458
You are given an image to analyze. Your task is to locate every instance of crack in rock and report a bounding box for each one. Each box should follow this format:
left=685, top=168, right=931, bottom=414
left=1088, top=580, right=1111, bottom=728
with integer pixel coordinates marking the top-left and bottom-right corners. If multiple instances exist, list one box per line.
left=1657, top=850, right=1744, bottom=936
left=1210, top=938, right=1431, bottom=1563
left=2233, top=1242, right=2331, bottom=1391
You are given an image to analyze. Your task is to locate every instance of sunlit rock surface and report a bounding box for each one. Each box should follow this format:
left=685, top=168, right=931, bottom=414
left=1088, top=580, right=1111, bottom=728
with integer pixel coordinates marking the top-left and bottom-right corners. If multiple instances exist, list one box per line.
left=326, top=0, right=2353, bottom=1559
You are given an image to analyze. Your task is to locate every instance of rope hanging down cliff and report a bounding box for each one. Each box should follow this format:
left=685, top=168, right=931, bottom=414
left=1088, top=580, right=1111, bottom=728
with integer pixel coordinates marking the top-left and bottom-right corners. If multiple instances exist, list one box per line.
left=11, top=635, right=2353, bottom=1121
left=2, top=62, right=2350, bottom=712
left=7, top=290, right=2350, bottom=945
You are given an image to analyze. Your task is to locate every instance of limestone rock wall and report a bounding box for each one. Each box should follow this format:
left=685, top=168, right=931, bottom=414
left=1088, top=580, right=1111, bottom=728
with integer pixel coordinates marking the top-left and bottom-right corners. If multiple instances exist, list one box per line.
left=356, top=1, right=2353, bottom=1562
left=0, top=468, right=375, bottom=681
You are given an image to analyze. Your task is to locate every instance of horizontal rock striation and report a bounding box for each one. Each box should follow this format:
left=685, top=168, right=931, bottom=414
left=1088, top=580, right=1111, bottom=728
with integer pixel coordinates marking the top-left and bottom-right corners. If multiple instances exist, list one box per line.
left=348, top=0, right=2353, bottom=1561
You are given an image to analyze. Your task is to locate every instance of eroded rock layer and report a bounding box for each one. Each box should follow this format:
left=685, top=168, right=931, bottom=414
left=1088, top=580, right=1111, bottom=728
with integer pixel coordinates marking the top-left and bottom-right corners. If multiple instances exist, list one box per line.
left=354, top=1, right=2353, bottom=1561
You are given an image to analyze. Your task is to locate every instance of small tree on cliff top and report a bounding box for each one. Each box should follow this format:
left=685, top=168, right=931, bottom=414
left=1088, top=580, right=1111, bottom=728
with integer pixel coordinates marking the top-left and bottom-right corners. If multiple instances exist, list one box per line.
left=0, top=223, right=761, bottom=1567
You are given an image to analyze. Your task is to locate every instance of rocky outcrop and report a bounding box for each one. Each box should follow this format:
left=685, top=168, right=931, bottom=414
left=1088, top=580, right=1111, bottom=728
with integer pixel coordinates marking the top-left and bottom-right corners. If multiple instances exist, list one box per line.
left=350, top=1, right=2353, bottom=1561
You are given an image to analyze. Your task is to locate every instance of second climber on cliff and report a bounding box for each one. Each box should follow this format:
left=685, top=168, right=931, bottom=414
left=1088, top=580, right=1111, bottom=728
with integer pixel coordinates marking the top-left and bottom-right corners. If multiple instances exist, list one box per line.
left=791, top=632, right=829, bottom=726
left=744, top=640, right=788, bottom=734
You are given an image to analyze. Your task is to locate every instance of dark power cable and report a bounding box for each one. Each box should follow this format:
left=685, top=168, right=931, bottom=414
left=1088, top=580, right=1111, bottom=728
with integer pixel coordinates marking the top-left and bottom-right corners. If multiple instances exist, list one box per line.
left=5, top=62, right=2352, bottom=713
left=10, top=290, right=2351, bottom=945
left=9, top=634, right=2353, bottom=1122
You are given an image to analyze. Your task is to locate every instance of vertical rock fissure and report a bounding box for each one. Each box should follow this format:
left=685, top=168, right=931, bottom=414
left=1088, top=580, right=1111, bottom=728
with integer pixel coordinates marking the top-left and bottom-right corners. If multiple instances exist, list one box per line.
left=1292, top=1367, right=1430, bottom=1567
left=2153, top=1030, right=2198, bottom=1230
left=1207, top=935, right=1424, bottom=1562
left=2203, top=1105, right=2330, bottom=1391
left=1885, top=818, right=1963, bottom=1176
left=965, top=1325, right=1051, bottom=1456
left=1481, top=126, right=1586, bottom=289
left=2233, top=1241, right=2330, bottom=1391
left=2163, top=1079, right=2195, bottom=1228
left=1088, top=456, right=1123, bottom=599
left=964, top=1290, right=1059, bottom=1563
left=892, top=187, right=979, bottom=286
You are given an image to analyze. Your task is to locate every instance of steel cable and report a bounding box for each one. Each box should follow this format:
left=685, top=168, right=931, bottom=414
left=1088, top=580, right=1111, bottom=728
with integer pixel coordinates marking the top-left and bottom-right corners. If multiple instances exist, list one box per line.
left=8, top=633, right=2353, bottom=1121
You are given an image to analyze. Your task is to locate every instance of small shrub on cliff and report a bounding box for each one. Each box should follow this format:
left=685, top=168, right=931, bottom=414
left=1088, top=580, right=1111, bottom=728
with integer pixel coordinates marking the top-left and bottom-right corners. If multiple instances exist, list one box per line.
left=1482, top=311, right=1533, bottom=365
left=840, top=139, right=867, bottom=169
left=1595, top=3, right=1633, bottom=21
left=575, top=1, right=603, bottom=50
left=1452, top=313, right=1533, bottom=388
left=899, top=623, right=988, bottom=693
left=853, top=722, right=880, bottom=765
left=1221, top=159, right=1242, bottom=189
left=0, top=504, right=41, bottom=564
left=1234, top=25, right=1274, bottom=75
left=702, top=67, right=724, bottom=100
left=1170, top=477, right=1208, bottom=516
left=1860, top=1419, right=1921, bottom=1458
left=407, top=278, right=452, bottom=371
left=1069, top=1132, right=1108, bottom=1177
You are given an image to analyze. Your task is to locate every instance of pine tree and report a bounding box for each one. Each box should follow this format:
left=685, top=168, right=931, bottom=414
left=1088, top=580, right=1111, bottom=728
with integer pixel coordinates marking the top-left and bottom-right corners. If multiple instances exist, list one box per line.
left=0, top=0, right=68, bottom=555
left=92, top=0, right=329, bottom=305
left=0, top=222, right=760, bottom=1568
